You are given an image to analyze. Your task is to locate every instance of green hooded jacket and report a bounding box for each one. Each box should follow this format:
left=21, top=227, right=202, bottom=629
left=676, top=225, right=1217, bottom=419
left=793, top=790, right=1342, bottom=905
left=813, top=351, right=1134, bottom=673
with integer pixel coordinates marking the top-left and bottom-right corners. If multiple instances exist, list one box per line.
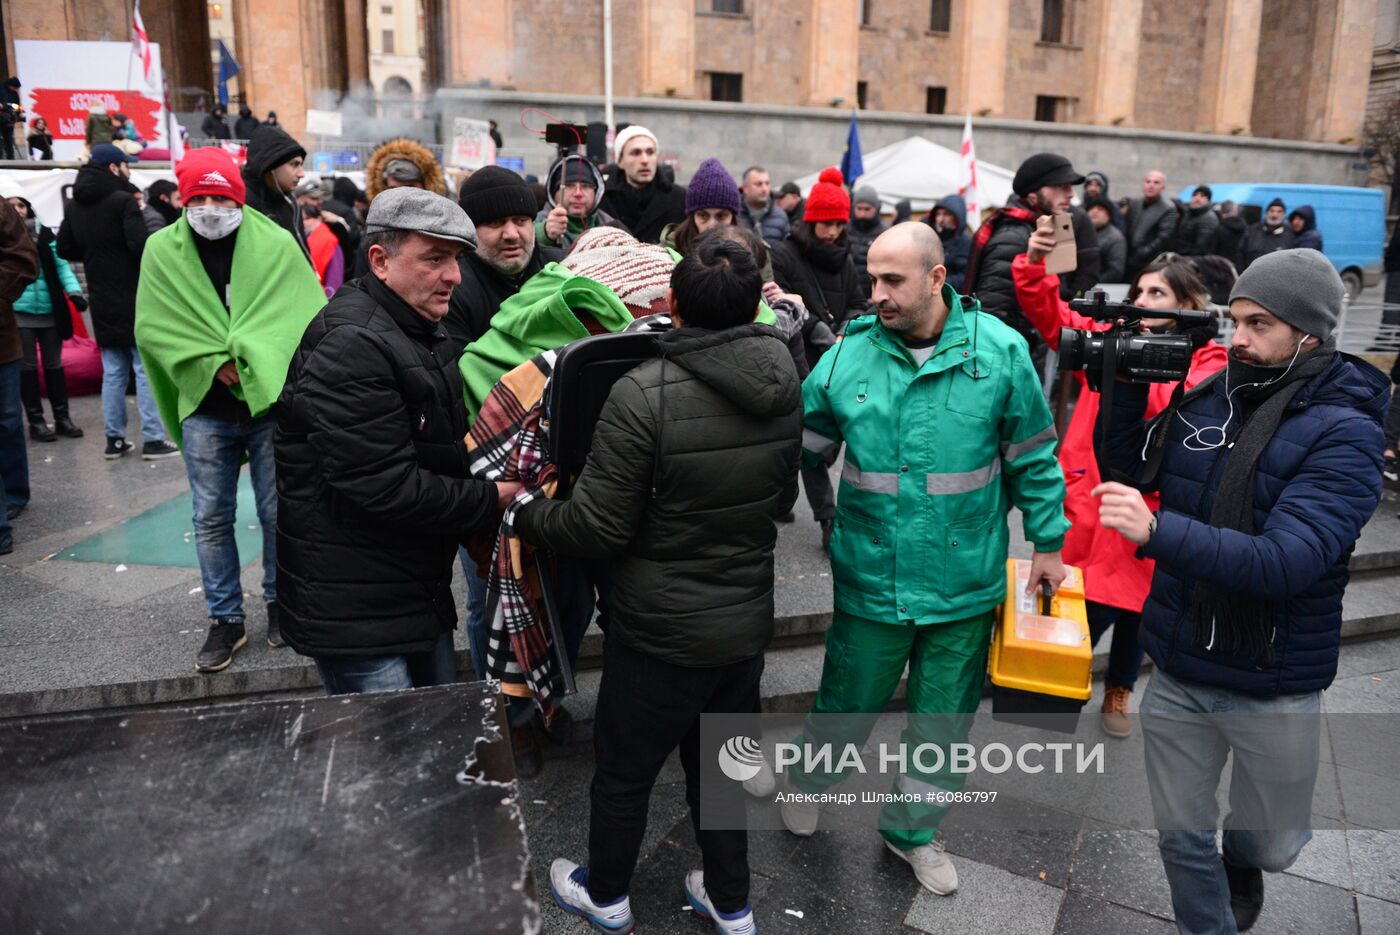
left=801, top=285, right=1068, bottom=625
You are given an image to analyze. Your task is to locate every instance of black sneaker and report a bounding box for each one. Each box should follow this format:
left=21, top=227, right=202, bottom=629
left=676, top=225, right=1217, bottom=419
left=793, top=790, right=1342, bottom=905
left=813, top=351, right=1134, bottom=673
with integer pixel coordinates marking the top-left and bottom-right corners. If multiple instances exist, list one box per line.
left=1384, top=453, right=1398, bottom=483
left=29, top=422, right=56, bottom=443
left=0, top=536, right=12, bottom=556
left=104, top=437, right=132, bottom=459
left=142, top=439, right=180, bottom=460
left=195, top=618, right=247, bottom=673
left=266, top=602, right=285, bottom=648
left=1223, top=858, right=1264, bottom=932
left=5, top=503, right=22, bottom=521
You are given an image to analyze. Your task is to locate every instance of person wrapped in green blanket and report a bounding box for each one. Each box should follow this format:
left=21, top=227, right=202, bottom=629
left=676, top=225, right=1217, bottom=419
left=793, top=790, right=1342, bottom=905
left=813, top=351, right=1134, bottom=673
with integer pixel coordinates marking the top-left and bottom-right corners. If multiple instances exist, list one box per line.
left=135, top=147, right=327, bottom=675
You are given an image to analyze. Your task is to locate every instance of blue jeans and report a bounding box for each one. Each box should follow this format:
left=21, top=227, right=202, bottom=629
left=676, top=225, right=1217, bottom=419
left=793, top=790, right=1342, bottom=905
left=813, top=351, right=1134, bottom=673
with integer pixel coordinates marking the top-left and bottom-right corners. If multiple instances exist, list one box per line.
left=1140, top=669, right=1320, bottom=935
left=1087, top=600, right=1145, bottom=691
left=314, top=630, right=457, bottom=695
left=0, top=360, right=27, bottom=545
left=457, top=547, right=604, bottom=726
left=181, top=413, right=277, bottom=620
left=101, top=345, right=164, bottom=442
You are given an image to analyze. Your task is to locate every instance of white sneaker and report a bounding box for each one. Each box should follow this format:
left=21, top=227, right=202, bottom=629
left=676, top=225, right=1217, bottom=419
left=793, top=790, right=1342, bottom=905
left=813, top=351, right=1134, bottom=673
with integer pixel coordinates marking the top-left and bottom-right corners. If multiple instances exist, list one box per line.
left=778, top=778, right=820, bottom=837
left=742, top=751, right=775, bottom=797
left=885, top=837, right=958, bottom=895
left=548, top=858, right=634, bottom=932
left=684, top=870, right=757, bottom=934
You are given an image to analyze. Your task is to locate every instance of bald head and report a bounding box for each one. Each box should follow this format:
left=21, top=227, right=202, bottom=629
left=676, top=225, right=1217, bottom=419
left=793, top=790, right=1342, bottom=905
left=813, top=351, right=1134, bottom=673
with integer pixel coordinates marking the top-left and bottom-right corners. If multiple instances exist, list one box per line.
left=872, top=221, right=945, bottom=275
left=867, top=222, right=949, bottom=342
left=1143, top=170, right=1166, bottom=201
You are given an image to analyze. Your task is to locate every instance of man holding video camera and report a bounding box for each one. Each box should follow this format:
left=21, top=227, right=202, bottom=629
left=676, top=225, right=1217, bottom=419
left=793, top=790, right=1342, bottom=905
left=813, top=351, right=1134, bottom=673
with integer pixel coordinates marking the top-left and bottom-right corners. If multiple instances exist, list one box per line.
left=1094, top=249, right=1387, bottom=934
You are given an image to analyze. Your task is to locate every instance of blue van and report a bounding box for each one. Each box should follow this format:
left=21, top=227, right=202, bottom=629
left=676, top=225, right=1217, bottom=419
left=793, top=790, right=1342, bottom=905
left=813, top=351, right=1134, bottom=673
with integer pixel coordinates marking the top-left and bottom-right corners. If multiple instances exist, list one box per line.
left=1178, top=183, right=1386, bottom=297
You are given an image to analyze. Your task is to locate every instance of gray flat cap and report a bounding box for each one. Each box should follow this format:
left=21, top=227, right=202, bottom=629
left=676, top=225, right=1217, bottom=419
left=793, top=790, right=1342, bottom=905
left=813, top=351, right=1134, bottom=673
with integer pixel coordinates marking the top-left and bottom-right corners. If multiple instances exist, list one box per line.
left=384, top=158, right=424, bottom=183
left=364, top=187, right=476, bottom=247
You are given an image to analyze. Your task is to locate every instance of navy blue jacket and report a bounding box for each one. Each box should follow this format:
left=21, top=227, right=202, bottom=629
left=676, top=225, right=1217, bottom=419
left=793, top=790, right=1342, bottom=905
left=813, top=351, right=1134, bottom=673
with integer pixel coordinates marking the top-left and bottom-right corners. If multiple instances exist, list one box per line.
left=927, top=194, right=972, bottom=293
left=1097, top=352, right=1387, bottom=695
left=1289, top=206, right=1324, bottom=252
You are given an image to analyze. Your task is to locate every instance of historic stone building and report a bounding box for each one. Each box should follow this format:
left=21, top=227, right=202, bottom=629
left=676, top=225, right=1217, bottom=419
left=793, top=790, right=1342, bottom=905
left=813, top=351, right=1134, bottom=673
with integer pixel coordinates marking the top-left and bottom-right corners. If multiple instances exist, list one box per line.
left=1, top=0, right=1386, bottom=142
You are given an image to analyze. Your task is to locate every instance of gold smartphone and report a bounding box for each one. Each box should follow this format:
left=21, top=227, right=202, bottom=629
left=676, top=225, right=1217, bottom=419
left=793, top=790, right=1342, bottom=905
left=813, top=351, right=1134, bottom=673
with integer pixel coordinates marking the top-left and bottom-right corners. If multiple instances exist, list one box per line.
left=1044, top=212, right=1077, bottom=275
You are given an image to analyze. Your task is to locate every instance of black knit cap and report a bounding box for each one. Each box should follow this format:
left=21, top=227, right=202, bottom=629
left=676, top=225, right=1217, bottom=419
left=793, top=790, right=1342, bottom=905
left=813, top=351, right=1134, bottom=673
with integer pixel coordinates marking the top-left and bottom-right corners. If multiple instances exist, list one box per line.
left=457, top=166, right=538, bottom=225
left=1012, top=152, right=1085, bottom=196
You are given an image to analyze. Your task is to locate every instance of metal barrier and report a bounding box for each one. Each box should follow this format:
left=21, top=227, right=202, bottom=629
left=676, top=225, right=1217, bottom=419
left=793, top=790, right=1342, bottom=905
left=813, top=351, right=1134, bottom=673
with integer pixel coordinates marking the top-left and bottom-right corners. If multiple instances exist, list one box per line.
left=1215, top=298, right=1400, bottom=356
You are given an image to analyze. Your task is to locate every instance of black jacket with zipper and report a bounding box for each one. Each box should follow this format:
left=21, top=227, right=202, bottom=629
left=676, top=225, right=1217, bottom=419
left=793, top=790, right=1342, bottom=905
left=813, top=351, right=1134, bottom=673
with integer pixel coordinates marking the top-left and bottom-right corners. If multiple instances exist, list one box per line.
left=598, top=172, right=688, bottom=245
left=275, top=275, right=498, bottom=657
left=516, top=324, right=802, bottom=668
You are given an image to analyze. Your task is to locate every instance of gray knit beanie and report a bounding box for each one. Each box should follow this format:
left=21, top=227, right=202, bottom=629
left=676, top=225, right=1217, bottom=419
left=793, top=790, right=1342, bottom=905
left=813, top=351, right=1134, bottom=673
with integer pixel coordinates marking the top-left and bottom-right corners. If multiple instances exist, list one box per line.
left=1228, top=248, right=1343, bottom=340
left=852, top=186, right=880, bottom=208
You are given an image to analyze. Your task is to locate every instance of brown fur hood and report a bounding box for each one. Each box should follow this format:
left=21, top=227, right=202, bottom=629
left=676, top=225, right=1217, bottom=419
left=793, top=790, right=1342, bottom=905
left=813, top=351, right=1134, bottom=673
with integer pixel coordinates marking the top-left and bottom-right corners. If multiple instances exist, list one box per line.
left=365, top=138, right=447, bottom=201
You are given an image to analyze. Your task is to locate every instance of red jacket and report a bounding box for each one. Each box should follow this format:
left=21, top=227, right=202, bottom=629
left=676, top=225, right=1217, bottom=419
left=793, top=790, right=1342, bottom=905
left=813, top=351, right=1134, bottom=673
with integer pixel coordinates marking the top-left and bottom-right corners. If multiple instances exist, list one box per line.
left=1011, top=253, right=1228, bottom=611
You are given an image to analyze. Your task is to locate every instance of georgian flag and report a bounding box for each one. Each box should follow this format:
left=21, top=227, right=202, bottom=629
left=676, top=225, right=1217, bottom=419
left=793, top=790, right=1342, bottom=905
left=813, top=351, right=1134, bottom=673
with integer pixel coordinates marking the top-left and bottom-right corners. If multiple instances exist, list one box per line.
left=959, top=113, right=980, bottom=232
left=131, top=1, right=152, bottom=82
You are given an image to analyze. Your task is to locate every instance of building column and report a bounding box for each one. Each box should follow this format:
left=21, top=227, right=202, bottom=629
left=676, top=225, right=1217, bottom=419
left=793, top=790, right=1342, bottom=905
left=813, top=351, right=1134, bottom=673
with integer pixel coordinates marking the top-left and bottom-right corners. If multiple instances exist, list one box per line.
left=1196, top=0, right=1262, bottom=135
left=1086, top=0, right=1141, bottom=126
left=803, top=0, right=858, bottom=108
left=957, top=0, right=1009, bottom=116
left=639, top=0, right=694, bottom=97
left=343, top=0, right=372, bottom=94
left=1310, top=0, right=1379, bottom=142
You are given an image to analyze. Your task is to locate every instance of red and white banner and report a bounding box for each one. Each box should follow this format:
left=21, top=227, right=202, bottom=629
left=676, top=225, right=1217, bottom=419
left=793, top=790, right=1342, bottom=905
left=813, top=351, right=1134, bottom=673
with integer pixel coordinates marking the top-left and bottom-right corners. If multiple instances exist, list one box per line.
left=959, top=113, right=981, bottom=232
left=14, top=40, right=167, bottom=161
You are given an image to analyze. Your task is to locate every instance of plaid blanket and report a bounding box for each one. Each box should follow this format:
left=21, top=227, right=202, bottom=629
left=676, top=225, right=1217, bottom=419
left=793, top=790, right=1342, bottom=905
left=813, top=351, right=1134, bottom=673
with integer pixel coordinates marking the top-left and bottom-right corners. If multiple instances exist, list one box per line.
left=466, top=350, right=563, bottom=716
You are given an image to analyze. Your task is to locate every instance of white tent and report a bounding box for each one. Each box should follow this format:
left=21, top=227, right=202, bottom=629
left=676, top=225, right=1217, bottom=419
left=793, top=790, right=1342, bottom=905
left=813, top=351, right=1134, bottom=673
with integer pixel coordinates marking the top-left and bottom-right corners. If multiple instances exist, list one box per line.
left=0, top=168, right=176, bottom=230
left=794, top=136, right=1016, bottom=230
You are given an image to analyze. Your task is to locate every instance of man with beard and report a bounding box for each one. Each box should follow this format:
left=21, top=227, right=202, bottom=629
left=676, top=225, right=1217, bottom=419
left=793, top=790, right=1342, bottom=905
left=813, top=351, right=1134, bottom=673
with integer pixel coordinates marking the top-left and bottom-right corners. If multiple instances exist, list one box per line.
left=535, top=154, right=622, bottom=251
left=1095, top=249, right=1386, bottom=934
left=965, top=152, right=1084, bottom=376
left=770, top=166, right=868, bottom=550
left=782, top=222, right=1068, bottom=897
left=447, top=166, right=563, bottom=347
left=598, top=126, right=687, bottom=244
left=846, top=187, right=887, bottom=300
left=926, top=194, right=970, bottom=292
left=1238, top=198, right=1295, bottom=270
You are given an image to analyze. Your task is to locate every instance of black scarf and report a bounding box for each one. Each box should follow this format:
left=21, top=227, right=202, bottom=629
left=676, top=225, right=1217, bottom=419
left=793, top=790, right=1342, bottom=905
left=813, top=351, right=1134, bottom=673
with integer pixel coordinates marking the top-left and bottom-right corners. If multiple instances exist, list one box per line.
left=793, top=223, right=850, bottom=273
left=1185, top=342, right=1335, bottom=663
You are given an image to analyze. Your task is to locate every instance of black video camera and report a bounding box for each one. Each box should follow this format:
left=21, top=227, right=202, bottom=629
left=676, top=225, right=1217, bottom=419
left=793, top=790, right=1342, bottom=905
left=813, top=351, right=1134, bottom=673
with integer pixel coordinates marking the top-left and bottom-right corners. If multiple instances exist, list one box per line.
left=1058, top=291, right=1216, bottom=391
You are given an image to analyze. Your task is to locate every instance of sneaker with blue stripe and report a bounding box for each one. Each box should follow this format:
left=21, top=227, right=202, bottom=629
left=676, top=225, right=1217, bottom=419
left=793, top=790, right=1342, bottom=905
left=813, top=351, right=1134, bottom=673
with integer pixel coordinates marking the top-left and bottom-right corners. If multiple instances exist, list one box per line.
left=548, top=858, right=634, bottom=933
left=684, top=869, right=757, bottom=935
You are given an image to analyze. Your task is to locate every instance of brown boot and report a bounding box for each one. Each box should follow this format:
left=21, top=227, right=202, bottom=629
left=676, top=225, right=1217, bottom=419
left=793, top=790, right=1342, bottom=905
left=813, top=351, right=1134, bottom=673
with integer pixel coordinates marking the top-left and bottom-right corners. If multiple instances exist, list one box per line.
left=1101, top=684, right=1132, bottom=738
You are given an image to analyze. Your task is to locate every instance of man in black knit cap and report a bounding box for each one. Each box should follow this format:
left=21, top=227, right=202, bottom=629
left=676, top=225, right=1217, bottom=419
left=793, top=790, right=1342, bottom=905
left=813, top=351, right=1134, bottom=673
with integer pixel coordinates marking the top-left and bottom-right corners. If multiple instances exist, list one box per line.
left=446, top=166, right=562, bottom=346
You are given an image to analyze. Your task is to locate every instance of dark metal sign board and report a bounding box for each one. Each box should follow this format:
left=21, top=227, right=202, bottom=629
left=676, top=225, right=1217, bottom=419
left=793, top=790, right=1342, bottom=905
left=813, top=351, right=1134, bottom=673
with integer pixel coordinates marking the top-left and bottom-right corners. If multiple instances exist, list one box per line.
left=0, top=682, right=539, bottom=934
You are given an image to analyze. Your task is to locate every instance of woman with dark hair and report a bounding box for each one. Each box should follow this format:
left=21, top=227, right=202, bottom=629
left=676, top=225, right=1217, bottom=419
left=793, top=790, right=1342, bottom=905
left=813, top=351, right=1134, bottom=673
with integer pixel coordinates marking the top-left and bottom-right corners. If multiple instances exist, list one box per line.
left=1, top=188, right=86, bottom=440
left=27, top=117, right=53, bottom=160
left=660, top=157, right=742, bottom=259
left=1013, top=230, right=1229, bottom=738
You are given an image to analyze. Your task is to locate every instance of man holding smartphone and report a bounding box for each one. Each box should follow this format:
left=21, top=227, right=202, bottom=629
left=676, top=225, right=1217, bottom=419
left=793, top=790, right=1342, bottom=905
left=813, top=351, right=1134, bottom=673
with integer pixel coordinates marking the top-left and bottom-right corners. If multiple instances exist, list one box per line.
left=964, top=152, right=1085, bottom=376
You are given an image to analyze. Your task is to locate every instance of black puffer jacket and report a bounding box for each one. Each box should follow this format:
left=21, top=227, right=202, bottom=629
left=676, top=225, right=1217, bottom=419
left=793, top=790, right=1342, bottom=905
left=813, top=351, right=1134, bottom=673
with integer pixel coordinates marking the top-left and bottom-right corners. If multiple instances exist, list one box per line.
left=1174, top=203, right=1221, bottom=256
left=56, top=165, right=148, bottom=348
left=966, top=203, right=1044, bottom=362
left=770, top=227, right=867, bottom=330
left=516, top=324, right=802, bottom=667
left=275, top=275, right=499, bottom=657
left=443, top=243, right=562, bottom=347
left=242, top=125, right=309, bottom=259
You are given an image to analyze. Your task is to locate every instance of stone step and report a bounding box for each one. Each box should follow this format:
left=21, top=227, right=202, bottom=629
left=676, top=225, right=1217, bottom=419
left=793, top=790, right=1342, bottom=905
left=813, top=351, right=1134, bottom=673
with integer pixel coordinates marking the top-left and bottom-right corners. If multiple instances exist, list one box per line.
left=5, top=569, right=1397, bottom=721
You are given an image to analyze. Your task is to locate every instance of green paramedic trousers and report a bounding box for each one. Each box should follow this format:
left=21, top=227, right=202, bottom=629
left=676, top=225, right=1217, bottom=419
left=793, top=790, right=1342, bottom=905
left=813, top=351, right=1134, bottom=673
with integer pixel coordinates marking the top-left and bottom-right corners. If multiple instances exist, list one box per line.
left=791, top=608, right=994, bottom=850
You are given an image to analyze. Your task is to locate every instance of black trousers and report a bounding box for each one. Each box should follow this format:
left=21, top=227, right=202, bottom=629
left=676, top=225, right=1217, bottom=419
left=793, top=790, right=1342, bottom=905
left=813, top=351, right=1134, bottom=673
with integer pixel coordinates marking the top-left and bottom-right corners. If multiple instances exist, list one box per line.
left=588, top=638, right=761, bottom=914
left=17, top=326, right=62, bottom=373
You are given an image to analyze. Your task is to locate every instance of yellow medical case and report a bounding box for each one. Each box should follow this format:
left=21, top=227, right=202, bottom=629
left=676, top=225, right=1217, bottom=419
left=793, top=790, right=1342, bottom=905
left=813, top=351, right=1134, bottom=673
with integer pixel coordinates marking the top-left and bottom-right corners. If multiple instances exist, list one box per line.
left=988, top=558, right=1092, bottom=732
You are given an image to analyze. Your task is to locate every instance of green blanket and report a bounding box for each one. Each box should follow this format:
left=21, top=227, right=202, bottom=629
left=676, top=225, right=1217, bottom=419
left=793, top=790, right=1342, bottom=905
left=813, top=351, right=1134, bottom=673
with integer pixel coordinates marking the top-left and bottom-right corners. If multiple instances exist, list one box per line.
left=459, top=260, right=778, bottom=424
left=136, top=209, right=327, bottom=447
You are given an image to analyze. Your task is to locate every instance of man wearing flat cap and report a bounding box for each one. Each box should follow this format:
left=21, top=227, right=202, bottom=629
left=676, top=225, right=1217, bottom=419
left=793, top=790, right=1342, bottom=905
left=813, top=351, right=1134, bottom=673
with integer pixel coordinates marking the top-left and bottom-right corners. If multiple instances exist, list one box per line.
left=965, top=151, right=1085, bottom=375
left=275, top=187, right=520, bottom=695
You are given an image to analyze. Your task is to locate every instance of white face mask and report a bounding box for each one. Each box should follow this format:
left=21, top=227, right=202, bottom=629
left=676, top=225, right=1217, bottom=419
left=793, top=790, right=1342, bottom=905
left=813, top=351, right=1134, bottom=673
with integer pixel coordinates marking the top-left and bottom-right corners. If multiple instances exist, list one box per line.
left=186, top=205, right=243, bottom=240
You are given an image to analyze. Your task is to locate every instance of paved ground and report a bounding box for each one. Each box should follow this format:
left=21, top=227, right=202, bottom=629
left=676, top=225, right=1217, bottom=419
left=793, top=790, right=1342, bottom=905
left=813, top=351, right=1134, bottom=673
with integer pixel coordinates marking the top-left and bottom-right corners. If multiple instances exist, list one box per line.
left=4, top=392, right=1400, bottom=933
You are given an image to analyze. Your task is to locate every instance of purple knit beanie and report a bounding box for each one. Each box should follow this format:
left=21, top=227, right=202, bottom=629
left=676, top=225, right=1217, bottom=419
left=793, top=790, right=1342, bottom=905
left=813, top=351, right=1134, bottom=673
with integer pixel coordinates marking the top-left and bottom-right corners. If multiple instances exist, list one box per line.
left=685, top=157, right=742, bottom=216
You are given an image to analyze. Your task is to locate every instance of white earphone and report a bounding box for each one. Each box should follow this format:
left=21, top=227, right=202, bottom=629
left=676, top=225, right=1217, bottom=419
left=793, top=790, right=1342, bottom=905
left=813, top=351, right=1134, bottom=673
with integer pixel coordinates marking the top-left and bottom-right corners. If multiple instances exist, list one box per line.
left=1176, top=335, right=1309, bottom=452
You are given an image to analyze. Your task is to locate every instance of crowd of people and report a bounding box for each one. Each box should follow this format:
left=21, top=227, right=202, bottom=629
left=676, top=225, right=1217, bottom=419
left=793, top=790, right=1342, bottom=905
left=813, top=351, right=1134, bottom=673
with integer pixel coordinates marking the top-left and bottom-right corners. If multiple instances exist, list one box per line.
left=0, top=117, right=1396, bottom=935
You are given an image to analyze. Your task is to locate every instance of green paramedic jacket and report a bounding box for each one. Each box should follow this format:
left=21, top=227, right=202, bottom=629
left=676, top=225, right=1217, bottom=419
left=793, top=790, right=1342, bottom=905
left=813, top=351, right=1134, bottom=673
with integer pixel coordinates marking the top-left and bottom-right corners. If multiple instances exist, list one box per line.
left=801, top=285, right=1069, bottom=626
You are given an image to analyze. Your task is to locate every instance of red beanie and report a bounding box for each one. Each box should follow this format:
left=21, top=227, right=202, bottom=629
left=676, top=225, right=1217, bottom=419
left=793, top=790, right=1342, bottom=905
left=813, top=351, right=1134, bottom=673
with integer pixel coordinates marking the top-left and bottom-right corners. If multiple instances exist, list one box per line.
left=804, top=166, right=850, bottom=223
left=175, top=147, right=246, bottom=206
